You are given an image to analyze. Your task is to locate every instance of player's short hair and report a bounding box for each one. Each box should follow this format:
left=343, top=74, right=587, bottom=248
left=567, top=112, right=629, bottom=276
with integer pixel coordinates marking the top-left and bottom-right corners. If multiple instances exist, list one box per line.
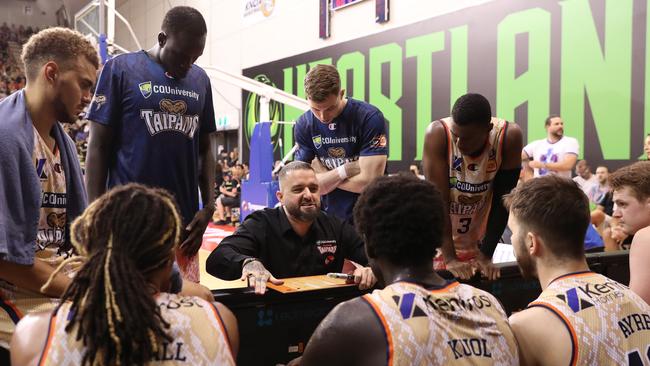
left=354, top=174, right=444, bottom=266
left=545, top=114, right=561, bottom=126
left=504, top=175, right=588, bottom=261
left=609, top=161, right=650, bottom=201
left=304, top=64, right=341, bottom=102
left=278, top=161, right=314, bottom=189
left=451, top=93, right=492, bottom=126
left=161, top=6, right=207, bottom=37
left=21, top=27, right=99, bottom=81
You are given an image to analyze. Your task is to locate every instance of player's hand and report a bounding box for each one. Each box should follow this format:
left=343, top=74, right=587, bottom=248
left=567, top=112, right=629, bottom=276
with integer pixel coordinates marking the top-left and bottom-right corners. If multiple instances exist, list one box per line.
left=528, top=160, right=543, bottom=169
left=473, top=253, right=500, bottom=281
left=286, top=356, right=302, bottom=366
left=180, top=206, right=214, bottom=257
left=240, top=259, right=283, bottom=295
left=350, top=267, right=376, bottom=290
left=446, top=258, right=475, bottom=280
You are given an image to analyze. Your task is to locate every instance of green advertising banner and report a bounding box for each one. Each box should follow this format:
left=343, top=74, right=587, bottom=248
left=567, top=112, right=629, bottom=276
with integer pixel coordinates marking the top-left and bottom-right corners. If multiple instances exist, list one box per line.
left=242, top=0, right=649, bottom=173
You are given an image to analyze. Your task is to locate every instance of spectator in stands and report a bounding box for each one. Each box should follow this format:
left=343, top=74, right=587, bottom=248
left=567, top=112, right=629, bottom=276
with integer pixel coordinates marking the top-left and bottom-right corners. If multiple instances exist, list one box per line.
left=573, top=159, right=598, bottom=199
left=644, top=134, right=650, bottom=160
left=590, top=166, right=611, bottom=205
left=610, top=161, right=650, bottom=304
left=522, top=115, right=579, bottom=180
left=214, top=171, right=241, bottom=225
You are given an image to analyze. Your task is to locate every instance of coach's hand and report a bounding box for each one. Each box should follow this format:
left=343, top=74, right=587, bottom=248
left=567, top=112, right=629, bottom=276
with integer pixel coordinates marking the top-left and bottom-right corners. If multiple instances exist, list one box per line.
left=474, top=253, right=500, bottom=281
left=446, top=259, right=475, bottom=280
left=181, top=206, right=214, bottom=257
left=350, top=267, right=376, bottom=290
left=240, top=259, right=284, bottom=295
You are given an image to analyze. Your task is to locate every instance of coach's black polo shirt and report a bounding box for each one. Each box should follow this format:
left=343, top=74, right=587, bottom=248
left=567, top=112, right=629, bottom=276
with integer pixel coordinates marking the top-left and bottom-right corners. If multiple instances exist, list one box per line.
left=206, top=206, right=367, bottom=280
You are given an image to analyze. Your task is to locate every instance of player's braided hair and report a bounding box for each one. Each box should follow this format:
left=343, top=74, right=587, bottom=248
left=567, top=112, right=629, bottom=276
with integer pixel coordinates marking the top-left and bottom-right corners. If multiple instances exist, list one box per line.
left=42, top=183, right=183, bottom=365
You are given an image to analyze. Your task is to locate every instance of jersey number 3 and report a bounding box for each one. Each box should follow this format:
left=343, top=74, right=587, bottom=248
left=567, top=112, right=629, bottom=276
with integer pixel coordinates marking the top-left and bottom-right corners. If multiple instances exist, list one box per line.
left=628, top=345, right=650, bottom=366
left=457, top=218, right=472, bottom=234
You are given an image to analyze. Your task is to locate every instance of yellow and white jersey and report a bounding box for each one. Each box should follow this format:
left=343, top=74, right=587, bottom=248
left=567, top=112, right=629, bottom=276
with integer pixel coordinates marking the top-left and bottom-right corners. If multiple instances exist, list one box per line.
left=529, top=271, right=650, bottom=366
left=440, top=117, right=508, bottom=254
left=363, top=281, right=518, bottom=365
left=38, top=293, right=235, bottom=366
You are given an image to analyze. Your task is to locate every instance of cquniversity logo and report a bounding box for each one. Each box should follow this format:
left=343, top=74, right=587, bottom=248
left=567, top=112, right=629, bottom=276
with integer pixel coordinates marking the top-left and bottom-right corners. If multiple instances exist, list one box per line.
left=139, top=81, right=152, bottom=99
left=312, top=135, right=322, bottom=149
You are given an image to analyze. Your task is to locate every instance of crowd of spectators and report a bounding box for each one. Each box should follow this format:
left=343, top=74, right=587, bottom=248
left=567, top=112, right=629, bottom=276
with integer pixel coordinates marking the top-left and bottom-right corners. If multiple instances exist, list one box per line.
left=0, top=22, right=38, bottom=100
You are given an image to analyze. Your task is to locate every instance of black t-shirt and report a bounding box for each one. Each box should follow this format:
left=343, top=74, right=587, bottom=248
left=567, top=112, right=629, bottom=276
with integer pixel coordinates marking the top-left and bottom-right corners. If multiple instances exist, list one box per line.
left=206, top=206, right=368, bottom=280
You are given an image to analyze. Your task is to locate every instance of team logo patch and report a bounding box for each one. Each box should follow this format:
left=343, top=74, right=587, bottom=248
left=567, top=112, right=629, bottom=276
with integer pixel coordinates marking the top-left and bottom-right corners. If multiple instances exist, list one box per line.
left=317, top=240, right=337, bottom=265
left=312, top=135, right=322, bottom=149
left=327, top=147, right=346, bottom=158
left=328, top=123, right=336, bottom=130
left=139, top=81, right=152, bottom=99
left=92, top=94, right=106, bottom=110
left=556, top=288, right=594, bottom=313
left=468, top=163, right=479, bottom=171
left=392, top=293, right=428, bottom=319
left=370, top=134, right=387, bottom=149
left=452, top=156, right=463, bottom=172
left=46, top=212, right=66, bottom=229
left=36, top=158, right=47, bottom=180
left=159, top=99, right=187, bottom=114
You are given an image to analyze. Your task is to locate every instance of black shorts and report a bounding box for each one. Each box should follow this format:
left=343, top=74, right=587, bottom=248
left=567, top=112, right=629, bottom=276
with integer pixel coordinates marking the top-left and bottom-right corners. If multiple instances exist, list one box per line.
left=221, top=196, right=240, bottom=208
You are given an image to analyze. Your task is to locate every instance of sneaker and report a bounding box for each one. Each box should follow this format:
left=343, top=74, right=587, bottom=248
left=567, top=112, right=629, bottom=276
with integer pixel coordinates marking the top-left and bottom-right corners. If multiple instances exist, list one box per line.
left=214, top=220, right=228, bottom=225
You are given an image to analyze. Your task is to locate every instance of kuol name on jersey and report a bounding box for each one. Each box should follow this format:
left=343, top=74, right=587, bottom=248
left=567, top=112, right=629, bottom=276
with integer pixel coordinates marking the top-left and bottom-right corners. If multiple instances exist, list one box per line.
left=140, top=110, right=199, bottom=138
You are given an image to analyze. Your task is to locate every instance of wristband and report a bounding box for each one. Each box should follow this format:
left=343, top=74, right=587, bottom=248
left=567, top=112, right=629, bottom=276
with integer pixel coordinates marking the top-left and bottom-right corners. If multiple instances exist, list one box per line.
left=336, top=165, right=348, bottom=180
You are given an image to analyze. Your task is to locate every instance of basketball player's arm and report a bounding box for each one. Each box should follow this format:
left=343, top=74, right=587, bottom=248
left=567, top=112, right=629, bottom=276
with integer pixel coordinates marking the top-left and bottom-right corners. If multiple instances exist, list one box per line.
left=10, top=311, right=50, bottom=366
left=214, top=302, right=240, bottom=360
left=311, top=159, right=361, bottom=195
left=294, top=124, right=360, bottom=195
left=521, top=150, right=534, bottom=182
left=0, top=258, right=71, bottom=297
left=337, top=154, right=387, bottom=193
left=423, top=121, right=474, bottom=279
left=181, top=133, right=216, bottom=257
left=476, top=124, right=523, bottom=279
left=295, top=298, right=387, bottom=366
left=629, top=227, right=650, bottom=304
left=509, top=307, right=574, bottom=366
left=85, top=121, right=114, bottom=203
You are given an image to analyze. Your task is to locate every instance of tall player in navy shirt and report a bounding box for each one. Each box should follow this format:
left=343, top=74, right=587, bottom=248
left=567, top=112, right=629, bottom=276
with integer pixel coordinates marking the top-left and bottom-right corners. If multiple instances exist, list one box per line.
left=85, top=6, right=216, bottom=285
left=295, top=65, right=388, bottom=222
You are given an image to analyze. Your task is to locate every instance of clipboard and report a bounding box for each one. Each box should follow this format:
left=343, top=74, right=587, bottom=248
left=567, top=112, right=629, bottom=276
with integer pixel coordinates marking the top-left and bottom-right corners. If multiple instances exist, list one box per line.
left=266, top=274, right=355, bottom=293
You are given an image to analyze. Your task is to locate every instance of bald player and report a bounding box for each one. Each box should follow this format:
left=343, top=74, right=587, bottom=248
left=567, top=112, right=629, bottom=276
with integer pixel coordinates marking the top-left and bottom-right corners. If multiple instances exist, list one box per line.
left=292, top=175, right=518, bottom=366
left=610, top=161, right=650, bottom=304
left=507, top=175, right=650, bottom=365
left=423, top=93, right=523, bottom=280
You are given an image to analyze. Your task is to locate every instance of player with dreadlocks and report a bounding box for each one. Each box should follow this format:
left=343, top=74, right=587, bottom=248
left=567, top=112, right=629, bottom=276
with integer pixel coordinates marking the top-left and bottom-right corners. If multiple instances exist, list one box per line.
left=10, top=183, right=238, bottom=366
